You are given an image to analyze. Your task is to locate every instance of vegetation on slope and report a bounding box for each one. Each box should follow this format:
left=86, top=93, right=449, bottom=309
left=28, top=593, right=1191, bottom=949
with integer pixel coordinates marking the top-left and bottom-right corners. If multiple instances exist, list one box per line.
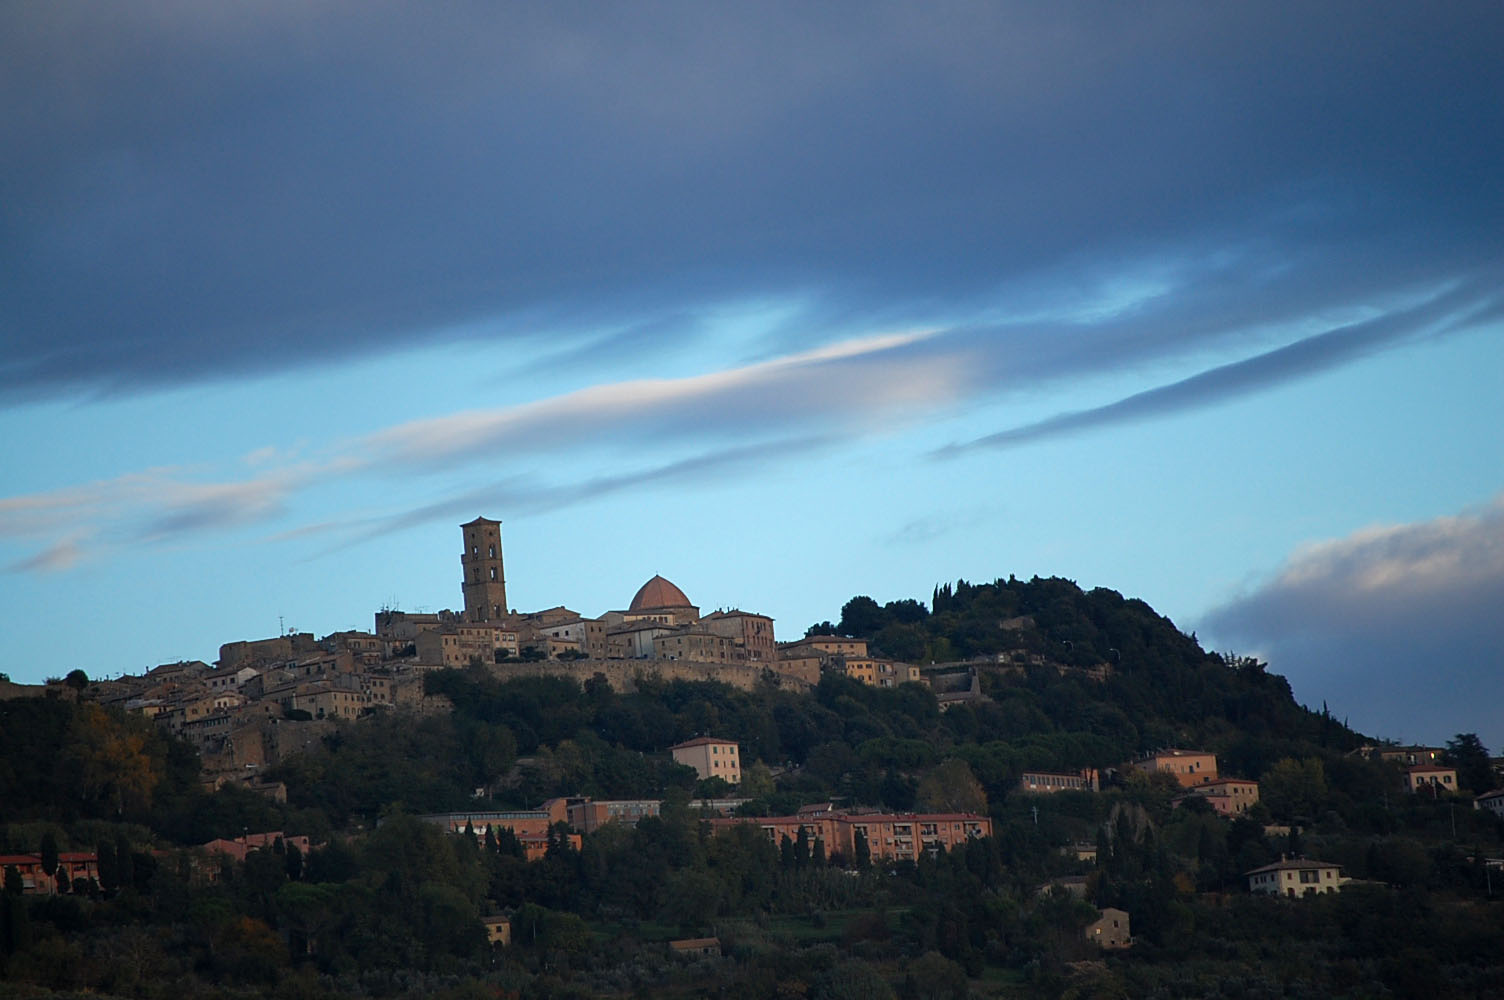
left=2, top=575, right=1502, bottom=998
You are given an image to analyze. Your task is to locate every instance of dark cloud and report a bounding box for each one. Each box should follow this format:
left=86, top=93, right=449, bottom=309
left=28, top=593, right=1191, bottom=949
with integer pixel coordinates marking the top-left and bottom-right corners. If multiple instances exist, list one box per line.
left=1201, top=496, right=1504, bottom=749
left=3, top=2, right=1500, bottom=399
left=939, top=275, right=1501, bottom=454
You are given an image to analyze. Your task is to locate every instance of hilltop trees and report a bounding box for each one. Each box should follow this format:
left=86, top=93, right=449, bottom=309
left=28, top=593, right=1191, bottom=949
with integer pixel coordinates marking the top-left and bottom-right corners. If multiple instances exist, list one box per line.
left=1445, top=733, right=1494, bottom=793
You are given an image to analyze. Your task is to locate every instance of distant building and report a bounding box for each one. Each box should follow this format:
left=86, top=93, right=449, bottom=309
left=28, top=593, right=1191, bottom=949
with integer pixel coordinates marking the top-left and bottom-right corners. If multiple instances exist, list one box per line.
left=1086, top=907, right=1131, bottom=949
left=413, top=802, right=579, bottom=860
left=1018, top=769, right=1100, bottom=794
left=606, top=621, right=675, bottom=659
left=655, top=629, right=741, bottom=664
left=0, top=852, right=99, bottom=894
left=1376, top=746, right=1446, bottom=767
left=701, top=610, right=776, bottom=663
left=1475, top=789, right=1504, bottom=819
left=1139, top=749, right=1218, bottom=787
left=1246, top=857, right=1344, bottom=897
left=603, top=575, right=701, bottom=627
left=778, top=636, right=869, bottom=660
left=669, top=937, right=721, bottom=958
left=201, top=831, right=313, bottom=864
left=1184, top=778, right=1260, bottom=816
left=566, top=797, right=662, bottom=833
left=461, top=517, right=508, bottom=623
left=416, top=622, right=519, bottom=667
left=671, top=736, right=741, bottom=784
left=482, top=915, right=512, bottom=946
left=1404, top=765, right=1458, bottom=795
left=710, top=811, right=991, bottom=864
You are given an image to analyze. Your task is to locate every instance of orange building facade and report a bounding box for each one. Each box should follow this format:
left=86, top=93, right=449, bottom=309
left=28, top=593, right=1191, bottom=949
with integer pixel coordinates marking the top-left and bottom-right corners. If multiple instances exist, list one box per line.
left=710, top=811, right=991, bottom=863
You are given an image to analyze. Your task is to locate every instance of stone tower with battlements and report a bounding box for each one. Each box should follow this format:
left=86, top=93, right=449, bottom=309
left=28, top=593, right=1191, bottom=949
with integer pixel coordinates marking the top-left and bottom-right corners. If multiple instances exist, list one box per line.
left=461, top=517, right=507, bottom=622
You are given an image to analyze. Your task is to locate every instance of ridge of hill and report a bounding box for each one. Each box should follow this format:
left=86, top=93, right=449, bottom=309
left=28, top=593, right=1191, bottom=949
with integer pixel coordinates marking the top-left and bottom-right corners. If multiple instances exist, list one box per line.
left=2, top=574, right=1500, bottom=999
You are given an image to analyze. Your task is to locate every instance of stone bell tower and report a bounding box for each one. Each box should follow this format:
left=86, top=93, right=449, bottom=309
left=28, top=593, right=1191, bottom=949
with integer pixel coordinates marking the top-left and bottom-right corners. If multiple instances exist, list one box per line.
left=460, top=517, right=507, bottom=622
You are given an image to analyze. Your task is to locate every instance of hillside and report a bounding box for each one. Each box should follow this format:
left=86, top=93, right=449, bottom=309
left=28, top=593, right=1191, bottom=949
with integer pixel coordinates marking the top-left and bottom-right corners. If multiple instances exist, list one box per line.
left=2, top=576, right=1501, bottom=999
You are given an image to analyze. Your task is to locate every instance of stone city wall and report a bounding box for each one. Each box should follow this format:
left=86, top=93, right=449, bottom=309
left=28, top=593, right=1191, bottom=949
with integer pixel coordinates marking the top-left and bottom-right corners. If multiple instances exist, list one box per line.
left=485, top=657, right=814, bottom=694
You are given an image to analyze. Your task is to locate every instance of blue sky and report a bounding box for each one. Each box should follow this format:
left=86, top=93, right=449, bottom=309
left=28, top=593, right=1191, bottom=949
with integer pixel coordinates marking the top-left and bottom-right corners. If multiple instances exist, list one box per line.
left=3, top=2, right=1501, bottom=749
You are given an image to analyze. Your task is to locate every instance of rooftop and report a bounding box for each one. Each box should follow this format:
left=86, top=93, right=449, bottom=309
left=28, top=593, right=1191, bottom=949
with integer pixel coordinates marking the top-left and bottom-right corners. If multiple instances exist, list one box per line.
left=670, top=736, right=738, bottom=750
left=630, top=575, right=693, bottom=611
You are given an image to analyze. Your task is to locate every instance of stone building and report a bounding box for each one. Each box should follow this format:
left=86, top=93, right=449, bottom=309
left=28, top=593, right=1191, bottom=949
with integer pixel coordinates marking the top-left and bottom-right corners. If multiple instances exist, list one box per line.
left=461, top=517, right=508, bottom=622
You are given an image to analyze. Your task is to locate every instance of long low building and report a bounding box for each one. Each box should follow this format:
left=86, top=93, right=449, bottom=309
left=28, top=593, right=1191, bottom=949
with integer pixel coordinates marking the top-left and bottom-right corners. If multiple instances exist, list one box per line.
left=413, top=802, right=579, bottom=859
left=709, top=811, right=991, bottom=863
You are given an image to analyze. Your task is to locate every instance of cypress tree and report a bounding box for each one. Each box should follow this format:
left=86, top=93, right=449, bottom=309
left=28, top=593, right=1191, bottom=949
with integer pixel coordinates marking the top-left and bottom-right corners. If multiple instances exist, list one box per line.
left=115, top=834, right=135, bottom=891
left=39, top=832, right=59, bottom=891
left=96, top=840, right=117, bottom=892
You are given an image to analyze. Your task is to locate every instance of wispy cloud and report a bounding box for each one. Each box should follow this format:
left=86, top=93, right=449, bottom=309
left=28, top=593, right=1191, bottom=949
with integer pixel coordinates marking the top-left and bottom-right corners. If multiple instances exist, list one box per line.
left=362, top=329, right=949, bottom=467
left=1201, top=495, right=1504, bottom=747
left=3, top=330, right=940, bottom=571
left=7, top=531, right=91, bottom=574
left=1, top=466, right=314, bottom=569
left=937, top=276, right=1501, bottom=455
left=4, top=277, right=1496, bottom=577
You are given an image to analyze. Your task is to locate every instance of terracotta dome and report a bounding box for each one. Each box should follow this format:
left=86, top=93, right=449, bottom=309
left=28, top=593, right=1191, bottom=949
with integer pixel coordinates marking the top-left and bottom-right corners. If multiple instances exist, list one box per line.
left=630, top=574, right=692, bottom=610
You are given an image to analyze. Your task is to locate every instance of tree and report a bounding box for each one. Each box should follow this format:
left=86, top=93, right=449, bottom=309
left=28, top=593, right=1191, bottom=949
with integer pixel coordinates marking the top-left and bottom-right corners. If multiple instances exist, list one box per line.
left=839, top=596, right=885, bottom=637
left=740, top=760, right=775, bottom=801
left=96, top=839, right=118, bottom=892
left=905, top=951, right=969, bottom=1000
left=821, top=958, right=897, bottom=1000
left=284, top=841, right=304, bottom=881
left=39, top=831, right=59, bottom=892
left=64, top=669, right=89, bottom=692
left=64, top=703, right=160, bottom=817
left=1445, top=733, right=1494, bottom=793
left=115, top=833, right=136, bottom=892
left=1261, top=757, right=1328, bottom=822
left=274, top=882, right=336, bottom=957
left=916, top=759, right=987, bottom=815
left=3, top=865, right=21, bottom=895
left=854, top=828, right=872, bottom=871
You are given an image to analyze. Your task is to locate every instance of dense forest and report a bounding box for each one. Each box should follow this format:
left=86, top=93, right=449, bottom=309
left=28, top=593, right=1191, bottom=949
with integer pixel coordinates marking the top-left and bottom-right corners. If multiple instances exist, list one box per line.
left=3, top=576, right=1502, bottom=998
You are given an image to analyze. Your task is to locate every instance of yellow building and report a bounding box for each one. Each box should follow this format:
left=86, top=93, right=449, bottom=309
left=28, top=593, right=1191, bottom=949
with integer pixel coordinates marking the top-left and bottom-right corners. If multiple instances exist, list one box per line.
left=1404, top=765, right=1457, bottom=795
left=671, top=736, right=741, bottom=784
left=1140, top=748, right=1218, bottom=787
left=1186, top=778, right=1260, bottom=815
left=1246, top=858, right=1344, bottom=897
left=1086, top=907, right=1131, bottom=949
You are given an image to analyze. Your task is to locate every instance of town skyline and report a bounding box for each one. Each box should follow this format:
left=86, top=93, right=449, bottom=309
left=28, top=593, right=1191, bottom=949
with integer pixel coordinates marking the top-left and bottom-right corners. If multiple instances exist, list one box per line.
left=3, top=3, right=1501, bottom=750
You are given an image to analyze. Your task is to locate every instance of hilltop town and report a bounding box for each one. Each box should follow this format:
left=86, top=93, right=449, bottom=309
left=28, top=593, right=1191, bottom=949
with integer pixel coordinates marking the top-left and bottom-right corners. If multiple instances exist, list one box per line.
left=4, top=518, right=948, bottom=791
left=3, top=523, right=1502, bottom=999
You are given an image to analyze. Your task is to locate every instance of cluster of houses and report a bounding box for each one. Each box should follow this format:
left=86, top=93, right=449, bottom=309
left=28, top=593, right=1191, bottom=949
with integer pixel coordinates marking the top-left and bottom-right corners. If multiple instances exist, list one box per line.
left=1017, top=748, right=1260, bottom=818
left=8, top=733, right=1502, bottom=962
left=0, top=831, right=312, bottom=896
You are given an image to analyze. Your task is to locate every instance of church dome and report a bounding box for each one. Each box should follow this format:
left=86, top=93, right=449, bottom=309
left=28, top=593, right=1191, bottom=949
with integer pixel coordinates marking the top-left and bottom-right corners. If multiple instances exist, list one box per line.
left=630, top=574, right=692, bottom=610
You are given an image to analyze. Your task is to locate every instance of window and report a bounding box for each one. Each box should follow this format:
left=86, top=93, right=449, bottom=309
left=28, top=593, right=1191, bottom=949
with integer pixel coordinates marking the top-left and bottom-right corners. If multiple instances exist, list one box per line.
left=488, top=545, right=495, bottom=558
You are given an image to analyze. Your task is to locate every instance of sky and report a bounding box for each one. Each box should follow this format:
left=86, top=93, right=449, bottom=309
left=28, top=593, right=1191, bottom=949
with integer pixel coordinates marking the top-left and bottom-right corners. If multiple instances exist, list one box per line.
left=3, top=2, right=1501, bottom=749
